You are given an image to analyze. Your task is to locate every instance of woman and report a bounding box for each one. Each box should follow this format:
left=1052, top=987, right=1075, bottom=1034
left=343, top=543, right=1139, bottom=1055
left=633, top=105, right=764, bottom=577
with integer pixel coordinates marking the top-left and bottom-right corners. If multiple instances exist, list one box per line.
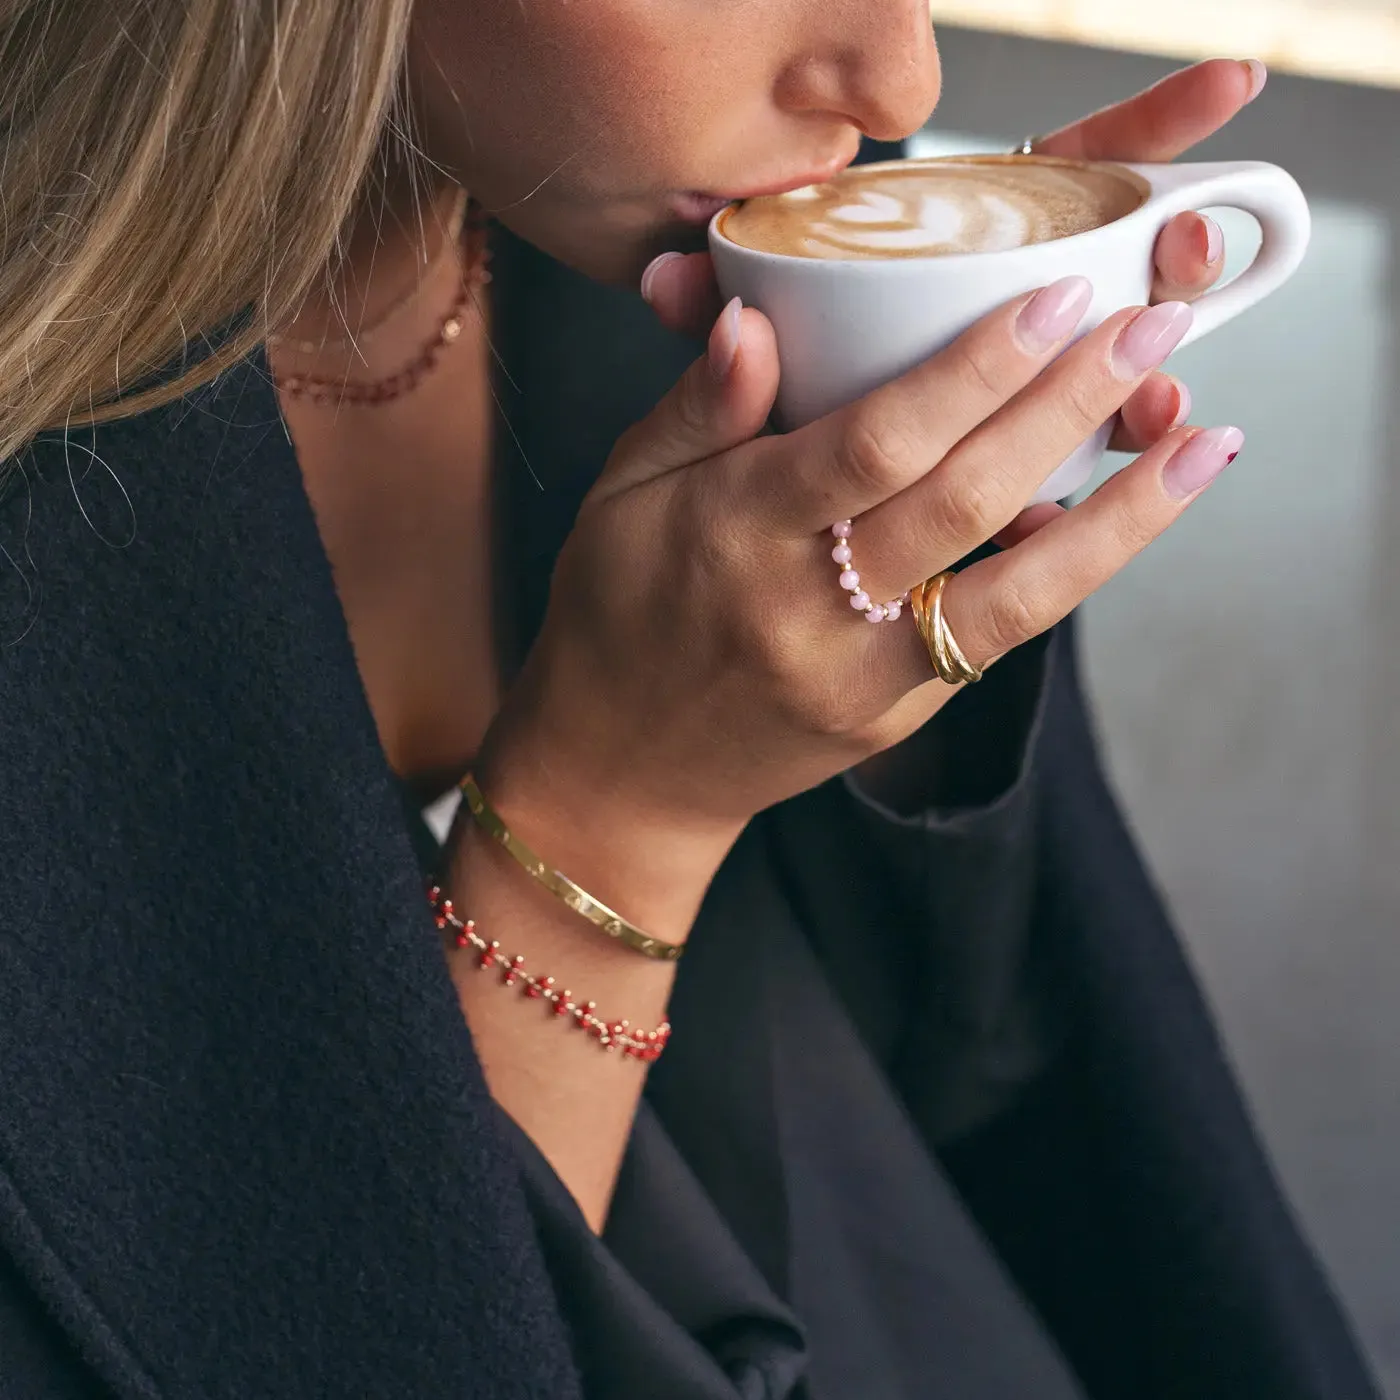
left=0, top=1, right=1379, bottom=1394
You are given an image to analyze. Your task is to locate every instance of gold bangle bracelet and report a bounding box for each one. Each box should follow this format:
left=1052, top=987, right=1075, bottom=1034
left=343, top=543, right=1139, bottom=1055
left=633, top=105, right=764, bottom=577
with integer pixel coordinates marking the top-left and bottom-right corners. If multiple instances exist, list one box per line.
left=458, top=775, right=685, bottom=962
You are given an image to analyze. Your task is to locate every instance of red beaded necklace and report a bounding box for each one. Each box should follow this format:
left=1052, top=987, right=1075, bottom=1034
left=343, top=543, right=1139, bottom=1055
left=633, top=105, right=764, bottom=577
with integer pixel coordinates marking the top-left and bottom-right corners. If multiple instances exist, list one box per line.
left=271, top=198, right=490, bottom=408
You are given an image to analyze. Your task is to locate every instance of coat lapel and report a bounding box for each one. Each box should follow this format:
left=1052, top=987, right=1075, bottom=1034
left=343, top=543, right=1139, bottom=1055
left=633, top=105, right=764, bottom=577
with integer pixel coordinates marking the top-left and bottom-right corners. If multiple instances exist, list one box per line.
left=0, top=198, right=846, bottom=1396
left=0, top=358, right=580, bottom=1397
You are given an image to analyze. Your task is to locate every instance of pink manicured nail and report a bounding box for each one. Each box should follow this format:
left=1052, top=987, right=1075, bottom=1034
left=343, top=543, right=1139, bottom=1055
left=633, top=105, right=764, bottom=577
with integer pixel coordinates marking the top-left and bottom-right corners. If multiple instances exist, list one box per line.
left=709, top=296, right=742, bottom=381
left=1242, top=59, right=1268, bottom=103
left=1113, top=302, right=1193, bottom=379
left=1163, top=426, right=1244, bottom=500
left=1015, top=276, right=1094, bottom=354
left=1202, top=214, right=1224, bottom=266
left=1169, top=377, right=1193, bottom=429
left=640, top=251, right=684, bottom=305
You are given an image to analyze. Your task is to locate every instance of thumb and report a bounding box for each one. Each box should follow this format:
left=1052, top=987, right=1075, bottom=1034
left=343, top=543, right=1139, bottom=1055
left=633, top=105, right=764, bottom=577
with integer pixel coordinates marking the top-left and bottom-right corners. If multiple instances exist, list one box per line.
left=600, top=298, right=780, bottom=497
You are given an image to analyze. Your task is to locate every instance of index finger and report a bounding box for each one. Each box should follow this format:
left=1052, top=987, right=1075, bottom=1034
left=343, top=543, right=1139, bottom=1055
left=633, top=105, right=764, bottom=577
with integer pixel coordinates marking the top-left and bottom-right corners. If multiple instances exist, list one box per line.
left=1034, top=59, right=1266, bottom=165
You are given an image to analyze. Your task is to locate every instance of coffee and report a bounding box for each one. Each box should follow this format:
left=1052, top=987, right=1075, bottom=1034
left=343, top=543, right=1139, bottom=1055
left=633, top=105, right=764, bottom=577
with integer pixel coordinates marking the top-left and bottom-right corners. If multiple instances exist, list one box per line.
left=719, top=156, right=1148, bottom=260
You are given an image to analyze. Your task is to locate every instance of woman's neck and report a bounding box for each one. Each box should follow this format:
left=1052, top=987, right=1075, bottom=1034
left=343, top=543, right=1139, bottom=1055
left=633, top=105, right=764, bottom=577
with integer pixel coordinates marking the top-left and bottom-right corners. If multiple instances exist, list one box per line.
left=274, top=169, right=503, bottom=791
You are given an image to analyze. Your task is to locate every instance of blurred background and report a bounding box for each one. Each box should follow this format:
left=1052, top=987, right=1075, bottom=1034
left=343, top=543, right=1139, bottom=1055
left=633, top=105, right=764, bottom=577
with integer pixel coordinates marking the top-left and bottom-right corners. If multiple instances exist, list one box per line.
left=922, top=5, right=1400, bottom=1393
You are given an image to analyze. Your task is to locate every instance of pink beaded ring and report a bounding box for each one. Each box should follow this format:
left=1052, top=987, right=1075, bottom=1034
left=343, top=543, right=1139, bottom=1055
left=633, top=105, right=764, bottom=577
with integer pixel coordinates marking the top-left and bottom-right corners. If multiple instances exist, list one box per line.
left=830, top=521, right=909, bottom=624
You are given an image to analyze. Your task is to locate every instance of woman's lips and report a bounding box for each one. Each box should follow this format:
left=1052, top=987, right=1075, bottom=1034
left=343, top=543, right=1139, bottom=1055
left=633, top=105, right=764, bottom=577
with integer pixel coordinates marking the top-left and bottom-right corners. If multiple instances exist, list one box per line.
left=670, top=151, right=858, bottom=226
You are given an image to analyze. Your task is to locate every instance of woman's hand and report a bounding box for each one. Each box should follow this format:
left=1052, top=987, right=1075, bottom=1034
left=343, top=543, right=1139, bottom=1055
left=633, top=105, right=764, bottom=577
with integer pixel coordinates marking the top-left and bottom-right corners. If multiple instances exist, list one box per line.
left=477, top=59, right=1266, bottom=930
left=644, top=57, right=1268, bottom=454
left=480, top=282, right=1241, bottom=937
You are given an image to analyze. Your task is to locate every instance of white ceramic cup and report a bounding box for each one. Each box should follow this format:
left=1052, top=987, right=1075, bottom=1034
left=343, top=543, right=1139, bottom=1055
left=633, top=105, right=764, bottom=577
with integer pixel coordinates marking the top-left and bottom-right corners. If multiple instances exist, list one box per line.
left=709, top=155, right=1312, bottom=504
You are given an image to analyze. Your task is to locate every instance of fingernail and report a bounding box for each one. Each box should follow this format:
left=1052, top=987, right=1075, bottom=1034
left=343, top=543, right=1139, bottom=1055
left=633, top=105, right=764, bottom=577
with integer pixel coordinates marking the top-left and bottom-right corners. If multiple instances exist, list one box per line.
left=1241, top=59, right=1268, bottom=103
left=709, top=296, right=742, bottom=381
left=1015, top=275, right=1094, bottom=354
left=1163, top=425, right=1244, bottom=500
left=1201, top=214, right=1224, bottom=266
left=640, top=251, right=684, bottom=305
left=1113, top=301, right=1193, bottom=380
left=1169, top=377, right=1193, bottom=429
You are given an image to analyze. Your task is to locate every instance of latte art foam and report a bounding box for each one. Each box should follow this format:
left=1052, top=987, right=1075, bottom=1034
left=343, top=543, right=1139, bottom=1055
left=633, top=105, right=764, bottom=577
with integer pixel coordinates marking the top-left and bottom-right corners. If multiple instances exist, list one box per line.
left=720, top=157, right=1147, bottom=260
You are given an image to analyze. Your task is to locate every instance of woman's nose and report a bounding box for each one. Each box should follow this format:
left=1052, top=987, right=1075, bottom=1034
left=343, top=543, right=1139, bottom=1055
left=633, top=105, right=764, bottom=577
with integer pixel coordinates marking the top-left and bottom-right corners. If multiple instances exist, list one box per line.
left=775, top=0, right=942, bottom=143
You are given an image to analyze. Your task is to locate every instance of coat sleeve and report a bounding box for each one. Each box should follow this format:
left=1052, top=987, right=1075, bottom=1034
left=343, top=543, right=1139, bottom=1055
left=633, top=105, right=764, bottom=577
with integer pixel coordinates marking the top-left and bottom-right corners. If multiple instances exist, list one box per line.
left=938, top=622, right=1382, bottom=1400
left=772, top=622, right=1381, bottom=1400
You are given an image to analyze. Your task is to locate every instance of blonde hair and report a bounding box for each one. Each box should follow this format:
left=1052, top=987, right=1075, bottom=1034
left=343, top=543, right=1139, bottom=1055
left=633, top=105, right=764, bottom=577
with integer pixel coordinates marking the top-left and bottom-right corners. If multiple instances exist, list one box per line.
left=0, top=0, right=415, bottom=466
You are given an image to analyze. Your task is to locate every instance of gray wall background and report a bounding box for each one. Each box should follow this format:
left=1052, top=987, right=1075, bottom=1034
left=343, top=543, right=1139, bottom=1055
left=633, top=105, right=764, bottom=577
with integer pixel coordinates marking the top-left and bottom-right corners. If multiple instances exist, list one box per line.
left=919, top=26, right=1400, bottom=1394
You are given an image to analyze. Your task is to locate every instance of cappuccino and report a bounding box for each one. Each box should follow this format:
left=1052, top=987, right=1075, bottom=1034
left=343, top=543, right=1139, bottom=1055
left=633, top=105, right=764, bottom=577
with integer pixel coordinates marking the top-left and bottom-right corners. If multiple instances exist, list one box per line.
left=719, top=156, right=1148, bottom=260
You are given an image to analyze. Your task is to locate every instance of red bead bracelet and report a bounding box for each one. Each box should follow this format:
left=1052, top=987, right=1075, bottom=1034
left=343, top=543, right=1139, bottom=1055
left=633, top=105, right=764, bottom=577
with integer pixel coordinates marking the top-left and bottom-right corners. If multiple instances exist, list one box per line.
left=428, top=884, right=671, bottom=1063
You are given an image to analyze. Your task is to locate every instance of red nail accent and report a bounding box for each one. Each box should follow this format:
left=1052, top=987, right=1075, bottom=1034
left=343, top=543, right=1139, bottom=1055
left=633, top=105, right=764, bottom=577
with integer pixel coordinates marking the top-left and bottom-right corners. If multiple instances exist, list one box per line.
left=709, top=297, right=743, bottom=381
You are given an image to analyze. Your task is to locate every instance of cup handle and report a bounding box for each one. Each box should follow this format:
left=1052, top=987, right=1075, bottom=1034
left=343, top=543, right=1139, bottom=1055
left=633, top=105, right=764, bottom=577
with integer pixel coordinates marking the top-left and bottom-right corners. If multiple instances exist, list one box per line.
left=1125, top=160, right=1312, bottom=348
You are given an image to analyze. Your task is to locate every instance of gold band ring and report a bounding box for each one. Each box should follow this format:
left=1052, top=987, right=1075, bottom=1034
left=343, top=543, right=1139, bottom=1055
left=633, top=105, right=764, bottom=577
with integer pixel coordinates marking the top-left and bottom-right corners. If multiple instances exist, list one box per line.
left=910, top=572, right=984, bottom=686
